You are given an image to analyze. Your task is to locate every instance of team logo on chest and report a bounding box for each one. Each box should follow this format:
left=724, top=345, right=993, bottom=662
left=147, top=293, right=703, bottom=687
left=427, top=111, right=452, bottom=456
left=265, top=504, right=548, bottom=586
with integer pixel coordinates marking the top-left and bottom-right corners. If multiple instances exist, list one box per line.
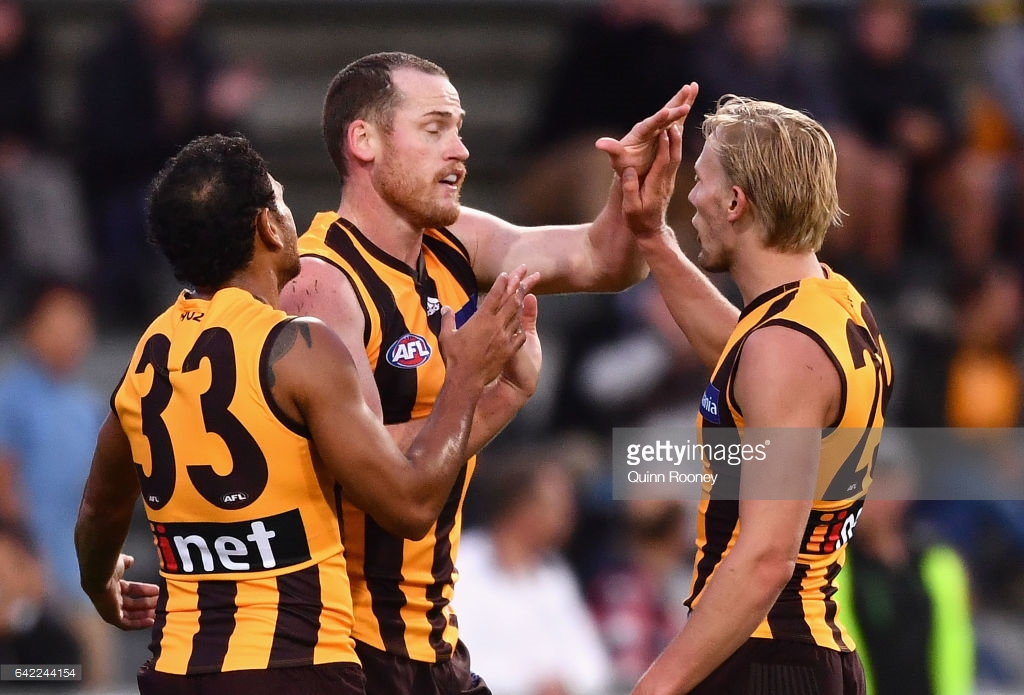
left=386, top=333, right=433, bottom=368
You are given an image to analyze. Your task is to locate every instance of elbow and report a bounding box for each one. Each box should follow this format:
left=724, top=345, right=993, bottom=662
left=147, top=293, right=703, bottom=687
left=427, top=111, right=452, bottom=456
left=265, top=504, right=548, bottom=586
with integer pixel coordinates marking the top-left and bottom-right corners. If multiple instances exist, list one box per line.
left=394, top=510, right=434, bottom=541
left=372, top=502, right=436, bottom=541
left=752, top=548, right=798, bottom=597
left=734, top=535, right=799, bottom=599
left=763, top=558, right=797, bottom=595
left=383, top=519, right=433, bottom=542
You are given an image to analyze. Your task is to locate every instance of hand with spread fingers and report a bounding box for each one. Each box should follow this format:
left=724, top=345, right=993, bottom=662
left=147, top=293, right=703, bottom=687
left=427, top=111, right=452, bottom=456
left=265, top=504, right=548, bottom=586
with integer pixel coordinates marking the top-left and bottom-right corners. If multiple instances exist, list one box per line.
left=439, top=266, right=531, bottom=392
left=596, top=82, right=699, bottom=180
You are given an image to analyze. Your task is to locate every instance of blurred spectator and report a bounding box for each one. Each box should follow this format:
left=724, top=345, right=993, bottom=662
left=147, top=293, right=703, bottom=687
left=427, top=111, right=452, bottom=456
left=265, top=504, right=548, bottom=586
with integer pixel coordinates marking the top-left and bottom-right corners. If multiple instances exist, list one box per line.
left=897, top=263, right=1023, bottom=428
left=0, top=0, right=93, bottom=320
left=587, top=500, right=692, bottom=692
left=897, top=263, right=1024, bottom=686
left=77, top=0, right=261, bottom=328
left=513, top=0, right=712, bottom=228
left=456, top=445, right=613, bottom=695
left=0, top=276, right=112, bottom=688
left=699, top=0, right=842, bottom=130
left=945, top=264, right=1023, bottom=429
left=826, top=0, right=962, bottom=295
left=952, top=0, right=1024, bottom=273
left=836, top=434, right=975, bottom=695
left=0, top=519, right=83, bottom=689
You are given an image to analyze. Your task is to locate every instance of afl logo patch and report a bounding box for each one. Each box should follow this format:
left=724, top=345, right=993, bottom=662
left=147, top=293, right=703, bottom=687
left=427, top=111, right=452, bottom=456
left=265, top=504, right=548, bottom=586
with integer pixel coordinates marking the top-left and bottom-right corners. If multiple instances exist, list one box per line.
left=386, top=333, right=433, bottom=368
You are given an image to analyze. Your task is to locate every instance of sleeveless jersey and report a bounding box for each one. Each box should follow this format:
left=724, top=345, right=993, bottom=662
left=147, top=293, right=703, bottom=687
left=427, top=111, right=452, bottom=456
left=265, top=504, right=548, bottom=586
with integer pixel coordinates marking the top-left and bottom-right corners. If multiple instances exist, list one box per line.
left=687, top=267, right=894, bottom=651
left=113, top=287, right=356, bottom=674
left=299, top=213, right=479, bottom=663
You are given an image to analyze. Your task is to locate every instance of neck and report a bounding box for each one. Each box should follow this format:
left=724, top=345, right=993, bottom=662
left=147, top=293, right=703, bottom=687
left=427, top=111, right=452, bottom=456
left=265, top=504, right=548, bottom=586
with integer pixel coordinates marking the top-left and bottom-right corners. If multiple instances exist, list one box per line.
left=338, top=181, right=426, bottom=267
left=732, top=244, right=824, bottom=306
left=195, top=270, right=281, bottom=309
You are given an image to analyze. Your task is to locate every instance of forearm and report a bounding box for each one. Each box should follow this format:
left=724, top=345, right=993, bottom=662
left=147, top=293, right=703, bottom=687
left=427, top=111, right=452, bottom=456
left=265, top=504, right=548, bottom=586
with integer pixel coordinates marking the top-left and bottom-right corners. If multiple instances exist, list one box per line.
left=467, top=379, right=531, bottom=454
left=634, top=549, right=791, bottom=695
left=400, top=374, right=486, bottom=523
left=75, top=498, right=134, bottom=598
left=584, top=177, right=650, bottom=291
left=75, top=416, right=141, bottom=601
left=637, top=228, right=738, bottom=368
left=388, top=380, right=527, bottom=461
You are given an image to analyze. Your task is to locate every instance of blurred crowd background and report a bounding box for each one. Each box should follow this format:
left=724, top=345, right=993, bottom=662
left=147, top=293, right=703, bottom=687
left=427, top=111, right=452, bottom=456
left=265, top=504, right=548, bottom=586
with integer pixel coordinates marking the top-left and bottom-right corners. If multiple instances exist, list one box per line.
left=1, top=0, right=1023, bottom=692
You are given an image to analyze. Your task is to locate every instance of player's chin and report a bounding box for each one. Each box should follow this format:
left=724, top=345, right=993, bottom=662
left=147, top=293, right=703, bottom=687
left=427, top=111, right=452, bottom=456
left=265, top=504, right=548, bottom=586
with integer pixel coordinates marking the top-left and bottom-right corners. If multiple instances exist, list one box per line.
left=435, top=202, right=461, bottom=228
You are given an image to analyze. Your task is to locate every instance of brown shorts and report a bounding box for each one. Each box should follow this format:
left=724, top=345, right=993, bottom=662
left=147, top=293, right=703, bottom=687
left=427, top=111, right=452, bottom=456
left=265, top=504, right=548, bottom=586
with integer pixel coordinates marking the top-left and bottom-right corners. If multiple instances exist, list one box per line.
left=137, top=661, right=366, bottom=695
left=690, top=638, right=866, bottom=695
left=355, top=640, right=491, bottom=695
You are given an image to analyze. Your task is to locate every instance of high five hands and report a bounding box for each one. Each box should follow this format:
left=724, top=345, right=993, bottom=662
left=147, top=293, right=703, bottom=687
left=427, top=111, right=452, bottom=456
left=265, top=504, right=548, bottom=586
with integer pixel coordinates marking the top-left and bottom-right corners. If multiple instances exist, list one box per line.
left=595, top=81, right=699, bottom=180
left=596, top=82, right=699, bottom=239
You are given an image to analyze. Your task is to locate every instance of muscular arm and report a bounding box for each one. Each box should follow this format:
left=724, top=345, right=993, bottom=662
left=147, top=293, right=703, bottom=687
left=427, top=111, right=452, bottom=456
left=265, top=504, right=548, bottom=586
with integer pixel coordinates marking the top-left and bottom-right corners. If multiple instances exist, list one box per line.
left=272, top=276, right=525, bottom=539
left=456, top=83, right=700, bottom=295
left=281, top=257, right=537, bottom=455
left=75, top=414, right=159, bottom=630
left=452, top=195, right=646, bottom=294
left=632, top=327, right=839, bottom=695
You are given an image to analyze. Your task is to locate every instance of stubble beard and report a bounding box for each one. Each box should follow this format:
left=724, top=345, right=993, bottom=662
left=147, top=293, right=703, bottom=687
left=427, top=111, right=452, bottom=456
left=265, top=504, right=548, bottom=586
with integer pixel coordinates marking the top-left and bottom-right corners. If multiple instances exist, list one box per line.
left=696, top=242, right=730, bottom=275
left=377, top=152, right=462, bottom=230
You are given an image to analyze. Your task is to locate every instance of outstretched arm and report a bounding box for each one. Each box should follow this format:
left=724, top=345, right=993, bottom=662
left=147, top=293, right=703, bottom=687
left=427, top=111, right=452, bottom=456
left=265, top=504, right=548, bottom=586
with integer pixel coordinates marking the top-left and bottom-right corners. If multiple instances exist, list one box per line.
left=456, top=84, right=699, bottom=295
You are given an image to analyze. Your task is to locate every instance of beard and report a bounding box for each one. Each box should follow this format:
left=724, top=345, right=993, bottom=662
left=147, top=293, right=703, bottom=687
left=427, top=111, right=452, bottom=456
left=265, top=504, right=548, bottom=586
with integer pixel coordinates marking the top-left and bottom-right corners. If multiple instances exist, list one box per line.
left=282, top=246, right=301, bottom=285
left=696, top=247, right=730, bottom=274
left=694, top=227, right=732, bottom=274
left=375, top=145, right=463, bottom=229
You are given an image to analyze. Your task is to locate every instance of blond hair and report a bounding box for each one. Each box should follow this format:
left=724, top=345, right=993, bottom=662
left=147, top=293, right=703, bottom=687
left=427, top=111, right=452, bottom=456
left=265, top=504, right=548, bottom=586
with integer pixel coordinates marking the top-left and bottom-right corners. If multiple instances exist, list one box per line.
left=702, top=95, right=843, bottom=252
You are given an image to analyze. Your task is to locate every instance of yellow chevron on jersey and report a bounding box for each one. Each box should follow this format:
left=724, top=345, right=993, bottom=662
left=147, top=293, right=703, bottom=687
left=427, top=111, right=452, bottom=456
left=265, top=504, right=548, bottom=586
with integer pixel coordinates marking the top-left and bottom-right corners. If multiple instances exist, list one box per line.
left=113, top=287, right=356, bottom=673
left=299, top=213, right=479, bottom=663
left=687, top=266, right=893, bottom=652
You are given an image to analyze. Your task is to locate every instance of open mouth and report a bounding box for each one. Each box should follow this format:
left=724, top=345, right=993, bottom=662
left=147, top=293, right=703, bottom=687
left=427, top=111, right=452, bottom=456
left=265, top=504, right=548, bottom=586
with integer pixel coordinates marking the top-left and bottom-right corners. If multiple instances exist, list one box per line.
left=440, top=171, right=464, bottom=189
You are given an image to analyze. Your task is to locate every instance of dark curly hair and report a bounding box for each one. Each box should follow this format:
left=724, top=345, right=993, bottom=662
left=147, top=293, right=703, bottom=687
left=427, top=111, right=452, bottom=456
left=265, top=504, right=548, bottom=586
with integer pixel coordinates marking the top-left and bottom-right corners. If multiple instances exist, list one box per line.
left=322, top=52, right=447, bottom=183
left=146, top=134, right=275, bottom=290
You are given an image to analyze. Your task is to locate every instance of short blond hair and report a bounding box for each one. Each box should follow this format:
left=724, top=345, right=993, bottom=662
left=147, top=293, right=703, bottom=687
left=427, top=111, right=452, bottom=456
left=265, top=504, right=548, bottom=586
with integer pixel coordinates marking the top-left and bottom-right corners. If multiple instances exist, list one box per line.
left=702, top=95, right=843, bottom=252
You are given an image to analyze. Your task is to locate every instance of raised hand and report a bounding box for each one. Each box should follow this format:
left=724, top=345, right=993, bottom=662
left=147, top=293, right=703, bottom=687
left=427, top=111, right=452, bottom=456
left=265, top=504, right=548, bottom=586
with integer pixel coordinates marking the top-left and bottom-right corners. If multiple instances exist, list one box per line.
left=619, top=119, right=685, bottom=241
left=498, top=268, right=541, bottom=397
left=439, top=266, right=529, bottom=391
left=595, top=82, right=699, bottom=178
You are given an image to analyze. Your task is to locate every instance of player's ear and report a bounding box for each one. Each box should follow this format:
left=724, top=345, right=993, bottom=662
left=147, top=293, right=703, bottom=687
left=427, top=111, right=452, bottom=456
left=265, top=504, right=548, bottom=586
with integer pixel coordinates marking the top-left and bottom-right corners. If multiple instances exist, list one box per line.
left=728, top=187, right=747, bottom=222
left=348, top=119, right=379, bottom=164
left=255, top=208, right=285, bottom=251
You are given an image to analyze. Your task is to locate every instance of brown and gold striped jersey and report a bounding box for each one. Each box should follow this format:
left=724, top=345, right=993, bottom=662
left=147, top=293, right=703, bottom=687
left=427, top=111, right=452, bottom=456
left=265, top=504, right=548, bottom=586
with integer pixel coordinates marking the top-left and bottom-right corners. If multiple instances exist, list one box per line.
left=298, top=213, right=478, bottom=663
left=113, top=287, right=357, bottom=674
left=687, top=267, right=893, bottom=651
